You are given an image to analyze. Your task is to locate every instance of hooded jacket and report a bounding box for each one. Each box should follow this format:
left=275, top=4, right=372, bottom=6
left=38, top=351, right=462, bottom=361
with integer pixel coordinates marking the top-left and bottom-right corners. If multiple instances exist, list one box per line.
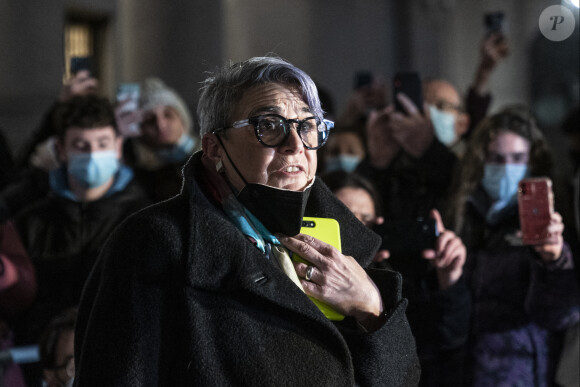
left=73, top=151, right=420, bottom=386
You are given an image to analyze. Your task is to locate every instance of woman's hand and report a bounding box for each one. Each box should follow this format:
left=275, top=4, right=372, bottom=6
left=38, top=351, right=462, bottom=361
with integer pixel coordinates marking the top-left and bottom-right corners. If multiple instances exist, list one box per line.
left=388, top=93, right=434, bottom=158
left=533, top=212, right=565, bottom=262
left=60, top=70, right=99, bottom=101
left=278, top=234, right=383, bottom=328
left=422, top=209, right=467, bottom=289
left=366, top=107, right=401, bottom=169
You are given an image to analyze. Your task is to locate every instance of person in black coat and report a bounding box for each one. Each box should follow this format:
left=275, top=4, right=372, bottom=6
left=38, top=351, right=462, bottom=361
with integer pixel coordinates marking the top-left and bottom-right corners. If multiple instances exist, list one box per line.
left=74, top=56, right=421, bottom=386
left=13, top=96, right=150, bottom=385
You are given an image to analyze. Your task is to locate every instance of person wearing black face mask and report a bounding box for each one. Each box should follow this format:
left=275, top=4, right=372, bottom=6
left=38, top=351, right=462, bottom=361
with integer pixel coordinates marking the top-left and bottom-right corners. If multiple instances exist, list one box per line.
left=73, top=56, right=420, bottom=386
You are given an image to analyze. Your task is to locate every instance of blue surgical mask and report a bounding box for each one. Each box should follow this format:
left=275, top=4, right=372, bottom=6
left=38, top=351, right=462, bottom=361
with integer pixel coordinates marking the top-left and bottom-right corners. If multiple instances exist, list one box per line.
left=482, top=163, right=528, bottom=202
left=67, top=151, right=120, bottom=188
left=157, top=133, right=195, bottom=163
left=429, top=105, right=456, bottom=146
left=325, top=155, right=361, bottom=173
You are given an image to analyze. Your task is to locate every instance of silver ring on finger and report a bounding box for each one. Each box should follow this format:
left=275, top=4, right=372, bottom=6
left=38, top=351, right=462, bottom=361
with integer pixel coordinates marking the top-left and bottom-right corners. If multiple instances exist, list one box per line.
left=305, top=265, right=314, bottom=281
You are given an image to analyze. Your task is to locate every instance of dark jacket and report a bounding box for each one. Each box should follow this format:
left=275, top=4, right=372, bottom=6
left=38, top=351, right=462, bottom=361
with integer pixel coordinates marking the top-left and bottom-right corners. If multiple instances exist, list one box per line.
left=358, top=140, right=467, bottom=386
left=461, top=194, right=579, bottom=386
left=14, top=176, right=149, bottom=345
left=123, top=137, right=190, bottom=202
left=74, top=152, right=421, bottom=386
left=356, top=139, right=456, bottom=221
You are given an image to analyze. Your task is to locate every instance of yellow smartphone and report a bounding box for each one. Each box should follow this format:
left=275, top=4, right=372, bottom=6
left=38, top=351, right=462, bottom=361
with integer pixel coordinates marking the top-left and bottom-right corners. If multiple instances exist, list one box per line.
left=292, top=217, right=345, bottom=321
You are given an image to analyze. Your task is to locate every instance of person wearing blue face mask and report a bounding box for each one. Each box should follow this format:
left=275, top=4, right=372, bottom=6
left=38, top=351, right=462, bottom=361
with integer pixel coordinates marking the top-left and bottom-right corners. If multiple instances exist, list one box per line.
left=122, top=78, right=200, bottom=202
left=12, top=96, right=150, bottom=384
left=446, top=106, right=579, bottom=386
left=320, top=128, right=365, bottom=174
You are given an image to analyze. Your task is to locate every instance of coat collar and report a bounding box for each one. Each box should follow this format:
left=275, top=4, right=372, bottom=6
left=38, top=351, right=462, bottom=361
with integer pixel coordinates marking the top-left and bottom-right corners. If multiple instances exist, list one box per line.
left=179, top=152, right=381, bottom=323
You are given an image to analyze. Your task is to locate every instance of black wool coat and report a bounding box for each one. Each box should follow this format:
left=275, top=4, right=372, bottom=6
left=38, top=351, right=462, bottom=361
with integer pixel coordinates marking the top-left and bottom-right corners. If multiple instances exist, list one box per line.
left=74, top=152, right=420, bottom=386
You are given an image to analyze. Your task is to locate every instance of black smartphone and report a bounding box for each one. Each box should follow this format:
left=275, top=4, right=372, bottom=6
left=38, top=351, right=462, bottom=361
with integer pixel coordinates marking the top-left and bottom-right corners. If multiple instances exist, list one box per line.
left=354, top=71, right=373, bottom=90
left=484, top=11, right=505, bottom=35
left=393, top=72, right=422, bottom=114
left=70, top=56, right=93, bottom=76
left=372, top=218, right=439, bottom=254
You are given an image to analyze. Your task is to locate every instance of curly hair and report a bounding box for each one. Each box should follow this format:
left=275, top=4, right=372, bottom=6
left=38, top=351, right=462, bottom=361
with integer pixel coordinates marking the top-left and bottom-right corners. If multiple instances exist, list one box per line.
left=54, top=95, right=118, bottom=141
left=446, top=105, right=553, bottom=232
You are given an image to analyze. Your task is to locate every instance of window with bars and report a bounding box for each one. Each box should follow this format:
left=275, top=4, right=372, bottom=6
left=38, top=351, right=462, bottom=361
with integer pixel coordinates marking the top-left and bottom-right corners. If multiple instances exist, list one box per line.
left=63, top=22, right=94, bottom=79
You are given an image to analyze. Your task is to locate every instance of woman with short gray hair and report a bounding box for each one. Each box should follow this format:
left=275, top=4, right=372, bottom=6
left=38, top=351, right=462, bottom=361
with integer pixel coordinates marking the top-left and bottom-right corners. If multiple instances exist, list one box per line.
left=74, top=56, right=420, bottom=386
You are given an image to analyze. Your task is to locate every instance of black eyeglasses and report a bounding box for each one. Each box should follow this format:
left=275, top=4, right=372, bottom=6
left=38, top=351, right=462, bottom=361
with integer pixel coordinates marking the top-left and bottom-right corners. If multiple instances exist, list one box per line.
left=213, top=113, right=334, bottom=150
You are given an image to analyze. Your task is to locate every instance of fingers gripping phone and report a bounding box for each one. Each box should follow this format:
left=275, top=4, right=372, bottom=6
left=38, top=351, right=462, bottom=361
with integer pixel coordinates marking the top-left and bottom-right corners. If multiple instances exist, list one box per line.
left=393, top=72, right=423, bottom=115
left=116, top=83, right=142, bottom=137
left=291, top=217, right=345, bottom=321
left=518, top=177, right=557, bottom=245
left=70, top=56, right=94, bottom=76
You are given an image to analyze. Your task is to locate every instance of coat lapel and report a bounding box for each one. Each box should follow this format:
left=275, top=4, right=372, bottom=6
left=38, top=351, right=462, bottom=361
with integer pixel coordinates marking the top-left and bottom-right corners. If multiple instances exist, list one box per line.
left=180, top=152, right=381, bottom=330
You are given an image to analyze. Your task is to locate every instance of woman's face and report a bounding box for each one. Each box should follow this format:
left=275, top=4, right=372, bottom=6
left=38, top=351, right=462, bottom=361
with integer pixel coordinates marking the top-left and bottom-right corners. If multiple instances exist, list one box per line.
left=140, top=106, right=186, bottom=148
left=216, top=83, right=317, bottom=192
left=485, top=131, right=531, bottom=165
left=335, top=187, right=376, bottom=227
left=326, top=132, right=365, bottom=159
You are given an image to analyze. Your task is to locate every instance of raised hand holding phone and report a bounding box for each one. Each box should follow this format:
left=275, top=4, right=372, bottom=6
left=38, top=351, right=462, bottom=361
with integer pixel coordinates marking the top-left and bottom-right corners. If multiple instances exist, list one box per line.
left=517, top=178, right=564, bottom=261
left=389, top=92, right=434, bottom=158
left=393, top=72, right=423, bottom=115
left=422, top=209, right=467, bottom=289
left=116, top=83, right=142, bottom=137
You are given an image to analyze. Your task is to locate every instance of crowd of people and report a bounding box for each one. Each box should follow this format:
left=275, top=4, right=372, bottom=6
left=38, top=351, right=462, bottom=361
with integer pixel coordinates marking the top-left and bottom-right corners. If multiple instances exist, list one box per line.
left=0, top=30, right=578, bottom=387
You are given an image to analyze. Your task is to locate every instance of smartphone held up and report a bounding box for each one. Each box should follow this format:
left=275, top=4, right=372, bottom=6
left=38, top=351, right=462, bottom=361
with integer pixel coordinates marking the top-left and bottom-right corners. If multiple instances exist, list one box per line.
left=517, top=177, right=557, bottom=245
left=116, top=83, right=142, bottom=137
left=393, top=72, right=423, bottom=115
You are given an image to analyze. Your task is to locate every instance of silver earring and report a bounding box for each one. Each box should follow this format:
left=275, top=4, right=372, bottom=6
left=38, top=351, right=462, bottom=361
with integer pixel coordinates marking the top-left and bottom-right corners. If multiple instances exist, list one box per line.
left=216, top=160, right=223, bottom=172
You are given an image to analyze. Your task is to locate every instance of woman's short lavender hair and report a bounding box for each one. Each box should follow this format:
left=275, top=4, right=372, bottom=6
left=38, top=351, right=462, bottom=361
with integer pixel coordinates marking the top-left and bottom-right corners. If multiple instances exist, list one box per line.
left=197, top=56, right=324, bottom=137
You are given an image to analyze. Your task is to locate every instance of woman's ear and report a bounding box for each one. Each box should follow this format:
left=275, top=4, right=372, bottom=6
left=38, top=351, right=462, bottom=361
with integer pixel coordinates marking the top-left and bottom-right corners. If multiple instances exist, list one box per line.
left=202, top=133, right=222, bottom=166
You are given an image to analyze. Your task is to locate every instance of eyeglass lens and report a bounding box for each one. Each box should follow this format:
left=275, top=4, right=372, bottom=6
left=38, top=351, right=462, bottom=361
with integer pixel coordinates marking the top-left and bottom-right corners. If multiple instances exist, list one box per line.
left=255, top=116, right=327, bottom=148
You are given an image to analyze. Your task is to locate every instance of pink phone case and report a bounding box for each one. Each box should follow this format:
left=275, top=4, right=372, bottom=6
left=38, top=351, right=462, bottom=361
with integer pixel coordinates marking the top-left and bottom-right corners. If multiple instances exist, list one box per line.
left=517, top=177, right=556, bottom=245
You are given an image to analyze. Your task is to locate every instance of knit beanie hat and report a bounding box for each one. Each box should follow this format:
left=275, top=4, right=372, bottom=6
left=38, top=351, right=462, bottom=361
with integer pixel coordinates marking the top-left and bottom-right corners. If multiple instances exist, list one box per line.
left=140, top=78, right=192, bottom=133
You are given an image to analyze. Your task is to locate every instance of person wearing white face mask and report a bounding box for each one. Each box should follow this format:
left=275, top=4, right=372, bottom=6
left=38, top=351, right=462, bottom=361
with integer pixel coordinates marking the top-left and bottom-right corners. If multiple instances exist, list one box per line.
left=423, top=79, right=471, bottom=158
left=12, top=96, right=150, bottom=383
left=446, top=106, right=579, bottom=386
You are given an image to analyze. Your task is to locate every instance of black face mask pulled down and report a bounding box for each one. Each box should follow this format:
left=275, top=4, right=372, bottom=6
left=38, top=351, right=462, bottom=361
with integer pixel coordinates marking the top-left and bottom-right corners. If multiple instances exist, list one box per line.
left=215, top=134, right=312, bottom=236
left=237, top=181, right=312, bottom=236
